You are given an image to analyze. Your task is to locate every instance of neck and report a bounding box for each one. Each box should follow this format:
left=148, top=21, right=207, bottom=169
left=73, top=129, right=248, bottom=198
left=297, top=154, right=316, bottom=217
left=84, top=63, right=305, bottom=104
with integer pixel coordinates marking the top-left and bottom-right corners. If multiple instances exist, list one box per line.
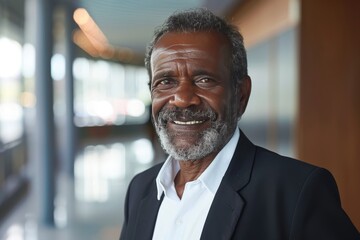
left=174, top=152, right=218, bottom=198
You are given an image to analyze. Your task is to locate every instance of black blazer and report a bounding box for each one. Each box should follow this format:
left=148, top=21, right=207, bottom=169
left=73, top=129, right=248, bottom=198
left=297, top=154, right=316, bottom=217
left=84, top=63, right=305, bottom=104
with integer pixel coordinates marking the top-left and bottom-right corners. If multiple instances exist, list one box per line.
left=120, top=130, right=359, bottom=239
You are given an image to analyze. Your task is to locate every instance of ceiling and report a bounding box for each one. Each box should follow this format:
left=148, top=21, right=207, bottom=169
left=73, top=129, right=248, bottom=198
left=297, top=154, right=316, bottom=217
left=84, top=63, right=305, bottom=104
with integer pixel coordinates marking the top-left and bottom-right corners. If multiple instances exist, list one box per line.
left=75, top=0, right=240, bottom=58
left=1, top=0, right=242, bottom=64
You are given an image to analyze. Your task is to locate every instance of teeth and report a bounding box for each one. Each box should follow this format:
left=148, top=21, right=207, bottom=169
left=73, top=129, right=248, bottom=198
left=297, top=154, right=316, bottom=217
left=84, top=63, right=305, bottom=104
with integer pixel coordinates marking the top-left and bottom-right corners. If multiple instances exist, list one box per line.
left=173, top=120, right=204, bottom=125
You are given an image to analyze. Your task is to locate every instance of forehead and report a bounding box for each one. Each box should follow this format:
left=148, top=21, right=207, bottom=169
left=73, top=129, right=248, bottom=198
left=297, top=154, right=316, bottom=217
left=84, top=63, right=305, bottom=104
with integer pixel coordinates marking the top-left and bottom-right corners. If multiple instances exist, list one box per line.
left=151, top=31, right=231, bottom=67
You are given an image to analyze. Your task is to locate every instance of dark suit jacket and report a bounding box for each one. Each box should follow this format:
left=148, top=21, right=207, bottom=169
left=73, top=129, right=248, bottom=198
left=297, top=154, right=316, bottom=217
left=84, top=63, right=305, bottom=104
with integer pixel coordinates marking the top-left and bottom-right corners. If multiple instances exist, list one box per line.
left=120, top=130, right=359, bottom=239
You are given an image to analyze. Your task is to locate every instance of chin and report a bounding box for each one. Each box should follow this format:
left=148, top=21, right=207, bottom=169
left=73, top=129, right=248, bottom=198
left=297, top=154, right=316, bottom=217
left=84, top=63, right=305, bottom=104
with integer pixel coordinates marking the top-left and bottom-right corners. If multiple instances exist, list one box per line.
left=157, top=120, right=230, bottom=161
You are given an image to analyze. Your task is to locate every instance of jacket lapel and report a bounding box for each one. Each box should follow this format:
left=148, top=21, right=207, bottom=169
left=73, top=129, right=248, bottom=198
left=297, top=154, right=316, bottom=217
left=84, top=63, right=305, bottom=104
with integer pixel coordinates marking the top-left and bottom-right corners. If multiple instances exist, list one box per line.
left=132, top=184, right=163, bottom=240
left=200, top=130, right=256, bottom=240
left=200, top=184, right=245, bottom=240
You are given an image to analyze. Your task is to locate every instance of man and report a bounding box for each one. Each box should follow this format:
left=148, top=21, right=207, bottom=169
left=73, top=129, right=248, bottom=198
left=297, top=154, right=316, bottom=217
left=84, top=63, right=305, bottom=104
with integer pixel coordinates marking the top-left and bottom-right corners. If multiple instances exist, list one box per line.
left=120, top=8, right=359, bottom=240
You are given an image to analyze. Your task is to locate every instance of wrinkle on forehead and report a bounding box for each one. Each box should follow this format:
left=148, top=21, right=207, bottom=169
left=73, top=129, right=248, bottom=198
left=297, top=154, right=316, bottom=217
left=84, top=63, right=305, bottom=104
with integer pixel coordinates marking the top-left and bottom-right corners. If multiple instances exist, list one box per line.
left=151, top=43, right=230, bottom=67
left=151, top=47, right=217, bottom=66
left=150, top=32, right=232, bottom=78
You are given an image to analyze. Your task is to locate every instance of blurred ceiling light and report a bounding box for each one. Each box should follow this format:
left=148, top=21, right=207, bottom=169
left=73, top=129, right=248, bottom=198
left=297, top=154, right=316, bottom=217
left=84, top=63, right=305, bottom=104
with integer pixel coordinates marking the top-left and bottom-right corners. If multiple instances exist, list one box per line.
left=73, top=29, right=98, bottom=57
left=73, top=8, right=90, bottom=26
left=73, top=8, right=107, bottom=44
left=73, top=8, right=113, bottom=58
left=73, top=8, right=136, bottom=62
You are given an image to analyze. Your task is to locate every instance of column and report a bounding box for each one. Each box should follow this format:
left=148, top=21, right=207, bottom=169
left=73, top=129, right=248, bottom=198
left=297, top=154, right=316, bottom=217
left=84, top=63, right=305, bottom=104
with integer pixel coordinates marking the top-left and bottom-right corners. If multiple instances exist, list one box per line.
left=35, top=0, right=56, bottom=226
left=64, top=2, right=76, bottom=177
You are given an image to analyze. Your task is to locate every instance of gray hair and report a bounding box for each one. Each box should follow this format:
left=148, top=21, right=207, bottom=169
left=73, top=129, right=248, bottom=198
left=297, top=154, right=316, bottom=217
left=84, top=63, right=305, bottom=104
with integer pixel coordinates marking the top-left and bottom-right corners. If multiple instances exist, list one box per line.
left=145, top=8, right=248, bottom=87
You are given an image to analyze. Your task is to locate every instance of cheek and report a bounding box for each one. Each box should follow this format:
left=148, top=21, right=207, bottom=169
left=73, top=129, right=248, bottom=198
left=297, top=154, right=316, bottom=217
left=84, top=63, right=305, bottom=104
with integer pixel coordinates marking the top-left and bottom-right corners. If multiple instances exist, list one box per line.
left=151, top=92, right=171, bottom=118
left=198, top=89, right=228, bottom=117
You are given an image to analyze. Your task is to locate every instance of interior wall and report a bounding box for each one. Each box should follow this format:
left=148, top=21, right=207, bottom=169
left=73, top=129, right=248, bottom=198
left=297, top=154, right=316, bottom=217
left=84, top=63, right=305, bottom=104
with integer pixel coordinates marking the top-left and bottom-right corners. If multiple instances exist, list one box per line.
left=298, top=0, right=360, bottom=229
left=231, top=0, right=360, bottom=230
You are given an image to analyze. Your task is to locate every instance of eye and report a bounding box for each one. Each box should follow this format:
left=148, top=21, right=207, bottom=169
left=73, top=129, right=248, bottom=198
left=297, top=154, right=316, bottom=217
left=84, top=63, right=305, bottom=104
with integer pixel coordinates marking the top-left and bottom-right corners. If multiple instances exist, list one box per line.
left=152, top=78, right=176, bottom=91
left=195, top=77, right=217, bottom=88
left=198, top=78, right=210, bottom=83
left=159, top=79, right=172, bottom=85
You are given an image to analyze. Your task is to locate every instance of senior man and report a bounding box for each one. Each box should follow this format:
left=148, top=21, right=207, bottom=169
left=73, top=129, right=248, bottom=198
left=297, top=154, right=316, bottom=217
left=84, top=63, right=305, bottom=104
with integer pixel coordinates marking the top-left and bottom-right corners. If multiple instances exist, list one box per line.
left=120, top=8, right=359, bottom=240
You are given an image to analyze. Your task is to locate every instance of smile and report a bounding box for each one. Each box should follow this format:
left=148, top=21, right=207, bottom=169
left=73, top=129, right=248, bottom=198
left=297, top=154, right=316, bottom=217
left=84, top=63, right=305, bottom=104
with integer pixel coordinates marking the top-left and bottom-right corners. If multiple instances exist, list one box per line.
left=173, top=120, right=204, bottom=125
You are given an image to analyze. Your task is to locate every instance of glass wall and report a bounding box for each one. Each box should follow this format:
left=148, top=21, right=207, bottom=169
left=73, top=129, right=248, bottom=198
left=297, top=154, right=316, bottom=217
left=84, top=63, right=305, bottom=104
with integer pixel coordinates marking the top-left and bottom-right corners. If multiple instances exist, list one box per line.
left=0, top=4, right=28, bottom=218
left=240, top=27, right=298, bottom=157
left=0, top=37, right=24, bottom=144
left=73, top=58, right=151, bottom=127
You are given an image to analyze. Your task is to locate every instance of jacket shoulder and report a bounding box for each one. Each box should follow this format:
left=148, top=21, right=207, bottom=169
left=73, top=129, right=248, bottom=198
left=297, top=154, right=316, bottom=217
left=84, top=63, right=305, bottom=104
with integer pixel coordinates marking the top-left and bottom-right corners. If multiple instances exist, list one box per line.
left=130, top=162, right=163, bottom=189
left=253, top=146, right=318, bottom=179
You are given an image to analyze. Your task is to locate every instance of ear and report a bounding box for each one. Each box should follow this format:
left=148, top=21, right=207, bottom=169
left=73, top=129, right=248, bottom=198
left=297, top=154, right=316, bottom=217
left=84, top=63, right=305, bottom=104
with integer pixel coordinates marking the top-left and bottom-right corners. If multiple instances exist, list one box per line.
left=237, top=76, right=251, bottom=117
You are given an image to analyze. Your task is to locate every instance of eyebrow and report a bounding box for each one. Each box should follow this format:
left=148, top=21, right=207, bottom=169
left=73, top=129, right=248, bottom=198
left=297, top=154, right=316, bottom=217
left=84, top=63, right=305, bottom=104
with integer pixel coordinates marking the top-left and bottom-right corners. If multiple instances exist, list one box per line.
left=152, top=70, right=175, bottom=80
left=152, top=69, right=217, bottom=81
left=191, top=69, right=214, bottom=76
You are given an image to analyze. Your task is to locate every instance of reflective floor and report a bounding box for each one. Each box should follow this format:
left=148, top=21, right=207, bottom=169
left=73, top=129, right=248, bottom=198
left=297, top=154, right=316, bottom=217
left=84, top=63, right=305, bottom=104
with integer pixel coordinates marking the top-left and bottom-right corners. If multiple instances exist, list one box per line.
left=0, top=130, right=165, bottom=240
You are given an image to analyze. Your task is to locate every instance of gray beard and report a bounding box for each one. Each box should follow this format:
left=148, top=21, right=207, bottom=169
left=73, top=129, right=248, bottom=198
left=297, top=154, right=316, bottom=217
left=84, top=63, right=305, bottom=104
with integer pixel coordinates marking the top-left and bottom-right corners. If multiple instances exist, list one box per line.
left=154, top=108, right=231, bottom=161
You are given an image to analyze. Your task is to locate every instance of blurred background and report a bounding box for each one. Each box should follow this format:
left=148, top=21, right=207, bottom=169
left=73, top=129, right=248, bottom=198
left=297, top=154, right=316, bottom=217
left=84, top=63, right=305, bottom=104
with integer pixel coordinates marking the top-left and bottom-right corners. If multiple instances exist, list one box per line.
left=0, top=0, right=359, bottom=239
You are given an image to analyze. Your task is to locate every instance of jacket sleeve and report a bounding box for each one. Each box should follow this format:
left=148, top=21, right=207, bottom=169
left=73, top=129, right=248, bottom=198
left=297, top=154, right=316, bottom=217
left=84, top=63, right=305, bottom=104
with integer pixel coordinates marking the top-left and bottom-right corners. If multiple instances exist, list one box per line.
left=290, top=168, right=360, bottom=239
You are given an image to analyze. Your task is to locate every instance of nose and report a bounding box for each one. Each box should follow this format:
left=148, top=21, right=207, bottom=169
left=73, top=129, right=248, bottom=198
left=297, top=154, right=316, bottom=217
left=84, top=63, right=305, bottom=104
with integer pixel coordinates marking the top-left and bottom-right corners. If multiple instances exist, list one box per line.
left=169, top=82, right=201, bottom=108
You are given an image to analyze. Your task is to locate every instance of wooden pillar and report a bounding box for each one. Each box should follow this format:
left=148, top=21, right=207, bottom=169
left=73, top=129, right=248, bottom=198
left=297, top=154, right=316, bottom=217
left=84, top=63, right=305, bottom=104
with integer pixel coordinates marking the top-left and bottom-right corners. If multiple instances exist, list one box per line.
left=297, top=0, right=360, bottom=229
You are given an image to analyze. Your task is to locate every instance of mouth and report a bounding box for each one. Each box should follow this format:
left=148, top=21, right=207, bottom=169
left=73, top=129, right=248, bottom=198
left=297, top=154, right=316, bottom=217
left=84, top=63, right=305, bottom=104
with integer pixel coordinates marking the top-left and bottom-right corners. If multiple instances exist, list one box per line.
left=173, top=120, right=205, bottom=125
left=157, top=107, right=216, bottom=128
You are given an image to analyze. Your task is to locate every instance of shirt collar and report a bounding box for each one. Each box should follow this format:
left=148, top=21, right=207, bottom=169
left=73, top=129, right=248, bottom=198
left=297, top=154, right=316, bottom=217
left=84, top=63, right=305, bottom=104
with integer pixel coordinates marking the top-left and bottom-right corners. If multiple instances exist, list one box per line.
left=156, top=128, right=240, bottom=200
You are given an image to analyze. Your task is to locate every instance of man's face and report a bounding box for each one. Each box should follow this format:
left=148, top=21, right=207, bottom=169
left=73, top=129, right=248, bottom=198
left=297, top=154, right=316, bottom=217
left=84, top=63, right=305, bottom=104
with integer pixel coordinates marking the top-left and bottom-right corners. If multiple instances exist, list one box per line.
left=150, top=31, right=240, bottom=161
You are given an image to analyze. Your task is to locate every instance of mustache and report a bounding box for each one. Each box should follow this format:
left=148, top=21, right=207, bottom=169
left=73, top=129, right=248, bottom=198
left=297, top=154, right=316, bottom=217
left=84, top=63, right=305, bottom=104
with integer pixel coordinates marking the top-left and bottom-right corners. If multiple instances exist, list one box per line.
left=157, top=107, right=217, bottom=126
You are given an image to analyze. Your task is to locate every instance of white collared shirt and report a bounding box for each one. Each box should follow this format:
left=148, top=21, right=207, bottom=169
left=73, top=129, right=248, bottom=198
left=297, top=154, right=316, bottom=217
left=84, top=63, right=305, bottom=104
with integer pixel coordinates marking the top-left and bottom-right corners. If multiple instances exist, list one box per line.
left=152, top=128, right=240, bottom=240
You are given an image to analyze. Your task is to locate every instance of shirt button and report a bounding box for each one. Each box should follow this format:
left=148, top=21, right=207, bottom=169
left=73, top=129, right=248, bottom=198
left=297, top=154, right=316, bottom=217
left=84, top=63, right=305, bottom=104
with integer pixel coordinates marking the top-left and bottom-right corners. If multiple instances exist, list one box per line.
left=176, top=219, right=183, bottom=225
